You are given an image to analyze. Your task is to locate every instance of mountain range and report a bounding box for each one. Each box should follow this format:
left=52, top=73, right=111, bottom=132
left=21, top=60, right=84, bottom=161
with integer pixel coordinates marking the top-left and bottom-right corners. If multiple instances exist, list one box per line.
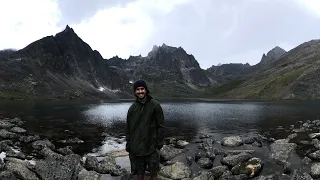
left=0, top=25, right=319, bottom=100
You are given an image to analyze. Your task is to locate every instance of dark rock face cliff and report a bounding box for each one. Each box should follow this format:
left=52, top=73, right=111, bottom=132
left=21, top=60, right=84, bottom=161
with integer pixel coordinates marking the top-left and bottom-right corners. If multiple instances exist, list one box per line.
left=259, top=46, right=287, bottom=66
left=0, top=25, right=131, bottom=100
left=206, top=63, right=251, bottom=84
left=105, top=44, right=214, bottom=98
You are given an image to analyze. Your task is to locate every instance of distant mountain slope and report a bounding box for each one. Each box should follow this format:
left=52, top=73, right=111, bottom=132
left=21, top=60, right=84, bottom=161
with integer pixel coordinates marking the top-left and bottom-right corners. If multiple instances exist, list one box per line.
left=0, top=25, right=131, bottom=100
left=1, top=24, right=319, bottom=100
left=106, top=44, right=215, bottom=98
left=211, top=40, right=320, bottom=99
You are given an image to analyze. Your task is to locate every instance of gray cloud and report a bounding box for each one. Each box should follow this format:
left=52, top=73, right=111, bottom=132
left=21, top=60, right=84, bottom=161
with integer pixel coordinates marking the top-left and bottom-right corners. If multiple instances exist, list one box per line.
left=137, top=0, right=320, bottom=68
left=57, top=0, right=320, bottom=69
left=57, top=0, right=133, bottom=25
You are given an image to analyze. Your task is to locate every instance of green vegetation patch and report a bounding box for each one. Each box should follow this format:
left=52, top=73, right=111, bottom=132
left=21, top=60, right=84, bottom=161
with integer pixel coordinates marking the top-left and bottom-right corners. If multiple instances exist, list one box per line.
left=258, top=66, right=306, bottom=96
left=211, top=79, right=246, bottom=95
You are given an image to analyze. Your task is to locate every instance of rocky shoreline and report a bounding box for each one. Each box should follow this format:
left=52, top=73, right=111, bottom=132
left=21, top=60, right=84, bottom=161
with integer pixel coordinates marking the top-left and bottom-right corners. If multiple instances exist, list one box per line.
left=0, top=117, right=320, bottom=179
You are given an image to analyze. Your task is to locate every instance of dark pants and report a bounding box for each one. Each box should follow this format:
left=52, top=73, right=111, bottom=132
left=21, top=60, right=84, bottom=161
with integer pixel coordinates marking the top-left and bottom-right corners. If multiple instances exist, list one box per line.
left=129, top=150, right=160, bottom=175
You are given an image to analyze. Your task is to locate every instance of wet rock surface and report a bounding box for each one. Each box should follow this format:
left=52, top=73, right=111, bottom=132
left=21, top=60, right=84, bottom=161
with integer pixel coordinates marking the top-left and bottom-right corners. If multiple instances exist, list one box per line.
left=0, top=117, right=125, bottom=180
left=1, top=116, right=320, bottom=180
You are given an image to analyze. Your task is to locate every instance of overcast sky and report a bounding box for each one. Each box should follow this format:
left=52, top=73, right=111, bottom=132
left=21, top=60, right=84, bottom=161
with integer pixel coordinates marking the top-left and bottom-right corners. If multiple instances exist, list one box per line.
left=1, top=0, right=320, bottom=69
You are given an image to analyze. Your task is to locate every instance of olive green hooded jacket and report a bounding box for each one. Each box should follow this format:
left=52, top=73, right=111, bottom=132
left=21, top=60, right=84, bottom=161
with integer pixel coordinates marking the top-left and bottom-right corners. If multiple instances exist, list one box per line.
left=125, top=95, right=165, bottom=156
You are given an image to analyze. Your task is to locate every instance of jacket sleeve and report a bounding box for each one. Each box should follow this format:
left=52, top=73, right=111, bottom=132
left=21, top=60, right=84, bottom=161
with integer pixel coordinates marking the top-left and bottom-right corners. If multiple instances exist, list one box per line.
left=125, top=107, right=132, bottom=152
left=155, top=103, right=165, bottom=150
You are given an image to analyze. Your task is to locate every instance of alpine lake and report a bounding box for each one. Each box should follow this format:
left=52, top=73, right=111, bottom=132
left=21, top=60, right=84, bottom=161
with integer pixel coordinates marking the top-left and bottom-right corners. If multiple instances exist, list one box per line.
left=1, top=98, right=320, bottom=179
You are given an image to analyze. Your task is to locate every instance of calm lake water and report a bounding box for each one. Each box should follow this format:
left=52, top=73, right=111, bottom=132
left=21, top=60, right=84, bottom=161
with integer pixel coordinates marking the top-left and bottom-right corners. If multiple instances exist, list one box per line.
left=1, top=99, right=320, bottom=176
left=0, top=99, right=320, bottom=152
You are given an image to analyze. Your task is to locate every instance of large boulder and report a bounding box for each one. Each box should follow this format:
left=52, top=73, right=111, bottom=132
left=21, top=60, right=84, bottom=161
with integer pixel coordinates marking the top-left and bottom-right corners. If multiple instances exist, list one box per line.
left=197, top=157, right=213, bottom=169
left=211, top=166, right=228, bottom=179
left=78, top=168, right=101, bottom=180
left=32, top=139, right=55, bottom=150
left=32, top=151, right=82, bottom=180
left=159, top=145, right=183, bottom=161
left=193, top=171, right=214, bottom=180
left=96, top=155, right=123, bottom=176
left=159, top=162, right=191, bottom=179
left=221, top=152, right=253, bottom=167
left=311, top=163, right=320, bottom=179
left=231, top=157, right=263, bottom=177
left=270, top=141, right=297, bottom=164
left=5, top=157, right=39, bottom=180
left=221, top=136, right=244, bottom=147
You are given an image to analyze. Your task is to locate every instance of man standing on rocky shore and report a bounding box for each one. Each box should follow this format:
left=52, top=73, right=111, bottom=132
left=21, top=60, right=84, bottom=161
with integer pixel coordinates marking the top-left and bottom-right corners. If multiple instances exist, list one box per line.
left=125, top=80, right=165, bottom=180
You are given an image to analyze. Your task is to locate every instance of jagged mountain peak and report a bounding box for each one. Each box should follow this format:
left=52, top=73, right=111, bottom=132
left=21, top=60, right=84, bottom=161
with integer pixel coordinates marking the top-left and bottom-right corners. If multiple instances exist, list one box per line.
left=259, top=46, right=287, bottom=65
left=266, top=46, right=286, bottom=57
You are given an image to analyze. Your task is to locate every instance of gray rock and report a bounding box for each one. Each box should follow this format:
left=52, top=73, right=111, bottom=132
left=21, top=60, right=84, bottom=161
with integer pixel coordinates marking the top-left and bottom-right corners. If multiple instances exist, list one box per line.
left=58, top=137, right=84, bottom=144
left=309, top=133, right=320, bottom=139
left=78, top=168, right=101, bottom=180
left=221, top=152, right=253, bottom=167
left=232, top=174, right=248, bottom=180
left=6, top=148, right=27, bottom=159
left=5, top=157, right=39, bottom=180
left=283, top=161, right=291, bottom=174
left=270, top=141, right=297, bottom=164
left=252, top=175, right=275, bottom=180
left=311, top=162, right=320, bottom=179
left=0, top=158, right=4, bottom=170
left=300, top=140, right=312, bottom=145
left=202, top=139, right=215, bottom=150
left=302, top=157, right=312, bottom=165
left=0, top=129, right=18, bottom=139
left=303, top=122, right=312, bottom=128
left=309, top=150, right=320, bottom=160
left=213, top=148, right=224, bottom=155
left=287, top=133, right=298, bottom=140
left=218, top=170, right=233, bottom=179
left=0, top=140, right=13, bottom=151
left=186, top=156, right=193, bottom=166
left=195, top=151, right=207, bottom=161
left=32, top=139, right=55, bottom=150
left=221, top=136, right=244, bottom=147
left=33, top=152, right=82, bottom=180
left=253, top=138, right=263, bottom=147
left=0, top=121, right=15, bottom=129
left=231, top=157, right=263, bottom=177
left=0, top=171, right=18, bottom=180
left=19, top=135, right=40, bottom=143
left=312, top=139, right=320, bottom=149
left=159, top=161, right=191, bottom=179
left=293, top=128, right=306, bottom=133
left=291, top=169, right=313, bottom=180
left=163, top=161, right=176, bottom=166
left=57, top=146, right=74, bottom=155
left=176, top=140, right=189, bottom=148
left=165, top=137, right=177, bottom=145
left=211, top=166, right=228, bottom=179
left=9, top=127, right=27, bottom=133
left=244, top=137, right=255, bottom=144
left=223, top=150, right=255, bottom=156
left=159, top=145, right=183, bottom=161
left=85, top=156, right=99, bottom=171
left=205, top=150, right=215, bottom=160
left=199, top=134, right=211, bottom=139
left=9, top=117, right=24, bottom=126
left=197, top=157, right=213, bottom=169
left=97, top=155, right=123, bottom=176
left=193, top=171, right=214, bottom=180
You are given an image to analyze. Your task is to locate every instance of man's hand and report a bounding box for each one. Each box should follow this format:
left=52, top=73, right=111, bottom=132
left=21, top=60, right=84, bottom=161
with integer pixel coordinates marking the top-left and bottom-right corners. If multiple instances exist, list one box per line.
left=156, top=148, right=160, bottom=153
